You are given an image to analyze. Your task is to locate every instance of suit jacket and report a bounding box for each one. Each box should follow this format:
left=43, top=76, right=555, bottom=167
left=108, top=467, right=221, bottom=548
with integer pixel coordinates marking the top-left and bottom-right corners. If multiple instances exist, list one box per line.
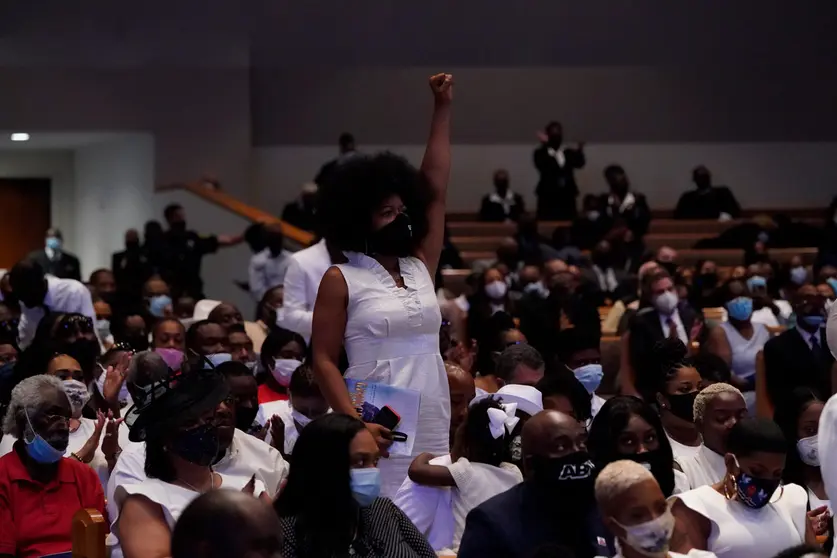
left=458, top=482, right=614, bottom=558
left=578, top=266, right=634, bottom=307
left=598, top=191, right=651, bottom=238
left=27, top=249, right=81, bottom=280
left=533, top=145, right=585, bottom=220
left=479, top=192, right=525, bottom=222
left=764, top=328, right=833, bottom=412
left=628, top=303, right=698, bottom=397
left=674, top=186, right=741, bottom=220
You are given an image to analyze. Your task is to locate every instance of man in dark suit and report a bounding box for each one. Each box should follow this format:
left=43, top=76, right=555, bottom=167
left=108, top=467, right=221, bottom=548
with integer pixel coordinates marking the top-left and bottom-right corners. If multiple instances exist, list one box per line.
left=533, top=121, right=585, bottom=220
left=674, top=165, right=741, bottom=220
left=27, top=228, right=81, bottom=280
left=479, top=169, right=525, bottom=222
left=111, top=228, right=152, bottom=303
left=458, top=410, right=614, bottom=558
left=597, top=165, right=651, bottom=240
left=764, top=284, right=833, bottom=413
left=578, top=240, right=633, bottom=307
left=626, top=270, right=698, bottom=399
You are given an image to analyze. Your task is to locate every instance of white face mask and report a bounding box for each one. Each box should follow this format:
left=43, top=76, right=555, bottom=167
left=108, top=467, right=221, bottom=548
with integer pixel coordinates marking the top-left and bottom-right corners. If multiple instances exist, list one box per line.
left=291, top=409, right=312, bottom=429
left=95, top=319, right=111, bottom=339
left=615, top=508, right=676, bottom=558
left=63, top=379, right=91, bottom=417
left=272, top=359, right=302, bottom=387
left=798, top=434, right=820, bottom=467
left=652, top=290, right=679, bottom=315
left=484, top=280, right=507, bottom=300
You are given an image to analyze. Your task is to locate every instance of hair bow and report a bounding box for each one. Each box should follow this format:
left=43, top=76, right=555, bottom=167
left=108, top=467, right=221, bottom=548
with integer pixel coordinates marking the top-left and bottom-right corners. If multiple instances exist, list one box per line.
left=487, top=402, right=519, bottom=440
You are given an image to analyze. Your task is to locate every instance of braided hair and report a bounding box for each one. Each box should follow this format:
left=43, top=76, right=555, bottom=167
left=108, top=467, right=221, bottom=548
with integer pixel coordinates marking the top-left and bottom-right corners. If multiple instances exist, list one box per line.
left=462, top=397, right=512, bottom=467
left=649, top=338, right=695, bottom=398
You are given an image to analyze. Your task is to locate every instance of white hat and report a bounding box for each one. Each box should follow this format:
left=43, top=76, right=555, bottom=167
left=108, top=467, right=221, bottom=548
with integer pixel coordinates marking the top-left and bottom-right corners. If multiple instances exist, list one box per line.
left=193, top=299, right=221, bottom=321
left=471, top=384, right=543, bottom=418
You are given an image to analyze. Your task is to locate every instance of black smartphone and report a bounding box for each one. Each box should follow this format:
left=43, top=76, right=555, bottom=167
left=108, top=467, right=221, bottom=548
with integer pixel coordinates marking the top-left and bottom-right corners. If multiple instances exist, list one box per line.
left=372, top=405, right=401, bottom=430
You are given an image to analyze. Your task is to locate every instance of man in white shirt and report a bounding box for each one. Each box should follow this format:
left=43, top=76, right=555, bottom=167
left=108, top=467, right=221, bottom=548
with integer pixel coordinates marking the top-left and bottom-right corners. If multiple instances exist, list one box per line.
left=248, top=223, right=293, bottom=301
left=8, top=260, right=95, bottom=349
left=276, top=238, right=333, bottom=340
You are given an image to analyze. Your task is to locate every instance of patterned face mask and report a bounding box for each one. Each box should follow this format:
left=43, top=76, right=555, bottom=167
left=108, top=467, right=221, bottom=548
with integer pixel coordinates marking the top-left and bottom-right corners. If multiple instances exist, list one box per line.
left=733, top=456, right=781, bottom=509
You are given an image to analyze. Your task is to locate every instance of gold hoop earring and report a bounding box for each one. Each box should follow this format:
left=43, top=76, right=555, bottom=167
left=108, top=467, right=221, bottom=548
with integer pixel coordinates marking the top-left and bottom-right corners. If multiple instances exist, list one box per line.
left=722, top=473, right=736, bottom=500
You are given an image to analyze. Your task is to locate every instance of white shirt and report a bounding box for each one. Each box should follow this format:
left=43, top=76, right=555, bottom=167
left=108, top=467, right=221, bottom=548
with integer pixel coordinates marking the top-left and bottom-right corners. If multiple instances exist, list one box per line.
left=667, top=433, right=701, bottom=461
left=659, top=309, right=689, bottom=346
left=591, top=394, right=606, bottom=419
left=248, top=248, right=293, bottom=301
left=592, top=265, right=619, bottom=292
left=675, top=445, right=727, bottom=490
left=608, top=545, right=718, bottom=558
left=276, top=239, right=332, bottom=340
left=257, top=399, right=299, bottom=455
left=106, top=428, right=288, bottom=527
left=393, top=454, right=456, bottom=551
left=820, top=393, right=837, bottom=558
left=19, top=275, right=95, bottom=349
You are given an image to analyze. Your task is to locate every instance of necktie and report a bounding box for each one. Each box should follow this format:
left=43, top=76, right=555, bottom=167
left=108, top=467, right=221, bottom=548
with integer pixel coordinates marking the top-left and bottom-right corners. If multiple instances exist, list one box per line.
left=811, top=334, right=822, bottom=358
left=667, top=319, right=679, bottom=340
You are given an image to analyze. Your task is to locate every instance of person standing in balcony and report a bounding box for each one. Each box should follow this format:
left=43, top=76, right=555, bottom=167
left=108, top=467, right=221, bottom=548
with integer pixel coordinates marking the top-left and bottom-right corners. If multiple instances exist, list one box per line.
left=533, top=121, right=585, bottom=221
left=282, top=182, right=320, bottom=233
left=160, top=203, right=245, bottom=299
left=248, top=223, right=292, bottom=302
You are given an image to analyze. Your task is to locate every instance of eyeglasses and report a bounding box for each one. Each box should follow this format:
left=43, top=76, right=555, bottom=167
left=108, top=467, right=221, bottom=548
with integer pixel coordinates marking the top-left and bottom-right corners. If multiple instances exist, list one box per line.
left=41, top=414, right=70, bottom=427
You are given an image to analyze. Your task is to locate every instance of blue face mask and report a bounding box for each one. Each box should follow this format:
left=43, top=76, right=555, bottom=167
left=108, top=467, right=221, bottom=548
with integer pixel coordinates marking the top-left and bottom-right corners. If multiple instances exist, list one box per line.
left=573, top=364, right=603, bottom=394
left=790, top=266, right=808, bottom=286
left=746, top=276, right=767, bottom=291
left=828, top=278, right=837, bottom=299
left=802, top=314, right=825, bottom=327
left=148, top=295, right=173, bottom=318
left=726, top=296, right=753, bottom=321
left=204, top=353, right=232, bottom=369
left=0, top=361, right=15, bottom=382
left=45, top=236, right=62, bottom=251
left=734, top=457, right=781, bottom=509
left=23, top=409, right=68, bottom=464
left=350, top=467, right=381, bottom=507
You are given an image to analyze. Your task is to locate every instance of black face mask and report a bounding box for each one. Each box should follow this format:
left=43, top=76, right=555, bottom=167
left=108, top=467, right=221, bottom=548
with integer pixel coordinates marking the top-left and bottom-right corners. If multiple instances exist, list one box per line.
left=366, top=213, right=412, bottom=257
left=170, top=221, right=187, bottom=234
left=547, top=134, right=563, bottom=148
left=530, top=451, right=596, bottom=509
left=126, top=240, right=141, bottom=252
left=59, top=338, right=100, bottom=376
left=694, top=175, right=711, bottom=190
left=170, top=423, right=221, bottom=466
left=621, top=449, right=675, bottom=496
left=666, top=391, right=698, bottom=422
left=235, top=405, right=259, bottom=433
left=494, top=179, right=510, bottom=193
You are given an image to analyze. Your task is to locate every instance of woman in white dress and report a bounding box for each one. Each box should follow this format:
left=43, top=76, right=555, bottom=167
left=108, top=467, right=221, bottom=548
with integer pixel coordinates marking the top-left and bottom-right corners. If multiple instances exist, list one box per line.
left=670, top=417, right=817, bottom=558
left=312, top=73, right=453, bottom=497
left=651, top=339, right=703, bottom=460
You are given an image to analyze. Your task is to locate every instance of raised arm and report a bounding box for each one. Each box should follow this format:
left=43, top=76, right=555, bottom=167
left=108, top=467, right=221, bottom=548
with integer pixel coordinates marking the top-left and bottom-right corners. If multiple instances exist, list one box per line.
left=417, top=73, right=453, bottom=281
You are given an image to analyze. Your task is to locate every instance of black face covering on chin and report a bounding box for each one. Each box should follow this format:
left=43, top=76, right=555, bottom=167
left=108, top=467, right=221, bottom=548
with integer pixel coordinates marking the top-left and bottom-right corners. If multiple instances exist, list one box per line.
left=366, top=213, right=412, bottom=257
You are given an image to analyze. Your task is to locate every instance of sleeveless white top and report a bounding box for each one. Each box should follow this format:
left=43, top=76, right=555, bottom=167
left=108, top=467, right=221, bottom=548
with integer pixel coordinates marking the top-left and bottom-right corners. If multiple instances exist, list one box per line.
left=667, top=433, right=701, bottom=461
left=718, top=322, right=769, bottom=381
left=675, top=484, right=807, bottom=558
left=676, top=445, right=727, bottom=490
left=337, top=253, right=450, bottom=497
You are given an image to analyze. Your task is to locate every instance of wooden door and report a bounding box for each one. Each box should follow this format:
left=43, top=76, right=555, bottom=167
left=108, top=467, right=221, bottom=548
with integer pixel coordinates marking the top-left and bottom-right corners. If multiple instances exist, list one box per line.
left=0, top=179, right=51, bottom=269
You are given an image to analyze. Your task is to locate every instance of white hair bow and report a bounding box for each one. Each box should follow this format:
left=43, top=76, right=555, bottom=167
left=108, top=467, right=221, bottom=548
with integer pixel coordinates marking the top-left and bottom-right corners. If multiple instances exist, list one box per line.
left=487, top=402, right=519, bottom=440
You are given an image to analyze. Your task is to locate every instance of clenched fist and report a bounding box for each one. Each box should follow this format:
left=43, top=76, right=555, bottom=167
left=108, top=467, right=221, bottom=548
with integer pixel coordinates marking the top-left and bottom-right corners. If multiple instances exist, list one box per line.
left=429, top=73, right=453, bottom=104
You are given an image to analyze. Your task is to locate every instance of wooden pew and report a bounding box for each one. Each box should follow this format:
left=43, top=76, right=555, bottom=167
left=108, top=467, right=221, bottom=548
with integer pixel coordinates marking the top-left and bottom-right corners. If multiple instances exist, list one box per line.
left=72, top=508, right=108, bottom=558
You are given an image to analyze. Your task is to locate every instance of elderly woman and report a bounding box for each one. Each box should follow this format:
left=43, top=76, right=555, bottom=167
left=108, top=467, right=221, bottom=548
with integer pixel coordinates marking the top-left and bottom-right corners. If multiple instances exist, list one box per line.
left=0, top=375, right=106, bottom=558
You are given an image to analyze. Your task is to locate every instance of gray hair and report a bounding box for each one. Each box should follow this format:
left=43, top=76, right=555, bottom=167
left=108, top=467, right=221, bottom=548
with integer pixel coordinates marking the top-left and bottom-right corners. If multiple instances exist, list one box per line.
left=693, top=382, right=743, bottom=424
left=495, top=343, right=544, bottom=382
left=594, top=459, right=655, bottom=513
left=127, top=350, right=170, bottom=388
left=2, top=375, right=65, bottom=438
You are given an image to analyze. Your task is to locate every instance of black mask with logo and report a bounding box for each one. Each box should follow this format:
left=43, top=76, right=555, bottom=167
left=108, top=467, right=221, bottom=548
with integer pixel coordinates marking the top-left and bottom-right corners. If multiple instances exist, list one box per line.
left=366, top=213, right=412, bottom=257
left=530, top=451, right=596, bottom=510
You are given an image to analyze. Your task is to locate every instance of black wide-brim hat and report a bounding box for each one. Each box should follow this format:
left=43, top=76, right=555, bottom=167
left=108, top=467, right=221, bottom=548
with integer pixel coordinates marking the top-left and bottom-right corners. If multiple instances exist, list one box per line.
left=125, top=368, right=229, bottom=443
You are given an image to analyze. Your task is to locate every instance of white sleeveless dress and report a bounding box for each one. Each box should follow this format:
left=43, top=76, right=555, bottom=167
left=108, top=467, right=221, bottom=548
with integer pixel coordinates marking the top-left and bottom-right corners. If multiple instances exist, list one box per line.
left=337, top=252, right=450, bottom=497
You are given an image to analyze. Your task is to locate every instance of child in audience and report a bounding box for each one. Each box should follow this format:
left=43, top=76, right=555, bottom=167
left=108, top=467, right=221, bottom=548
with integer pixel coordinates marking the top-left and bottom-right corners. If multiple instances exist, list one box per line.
left=396, top=397, right=523, bottom=552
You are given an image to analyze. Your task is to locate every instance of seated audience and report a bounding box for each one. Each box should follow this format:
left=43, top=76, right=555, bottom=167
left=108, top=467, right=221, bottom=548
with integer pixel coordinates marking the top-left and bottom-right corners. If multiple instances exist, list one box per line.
left=281, top=181, right=319, bottom=233
left=91, top=346, right=134, bottom=418
left=151, top=317, right=186, bottom=351
left=690, top=259, right=721, bottom=310
left=479, top=168, right=525, bottom=222
left=488, top=343, right=546, bottom=390
left=458, top=409, right=613, bottom=558
left=257, top=327, right=307, bottom=404
left=554, top=327, right=605, bottom=417
left=705, top=279, right=769, bottom=413
left=171, top=490, right=283, bottom=558
left=675, top=383, right=747, bottom=489
left=276, top=237, right=336, bottom=340
left=396, top=397, right=524, bottom=552
left=28, top=227, right=82, bottom=280
left=228, top=326, right=256, bottom=370
left=253, top=285, right=284, bottom=348
left=651, top=339, right=703, bottom=459
left=467, top=267, right=514, bottom=346
left=516, top=214, right=563, bottom=266
left=595, top=460, right=708, bottom=558
left=570, top=194, right=610, bottom=251
left=248, top=223, right=292, bottom=302
left=604, top=260, right=660, bottom=335
left=275, top=413, right=436, bottom=557
left=93, top=294, right=115, bottom=349
left=111, top=364, right=276, bottom=557
left=774, top=388, right=831, bottom=537
left=143, top=275, right=173, bottom=319
left=445, top=362, right=476, bottom=445
left=623, top=270, right=698, bottom=399
left=599, top=165, right=651, bottom=239
left=217, top=360, right=260, bottom=435
left=671, top=417, right=814, bottom=557
left=206, top=301, right=264, bottom=350
left=256, top=363, right=329, bottom=456
left=0, top=375, right=106, bottom=558
left=186, top=319, right=230, bottom=367
left=533, top=120, right=585, bottom=221
left=589, top=396, right=684, bottom=497
left=536, top=369, right=593, bottom=424
left=674, top=165, right=741, bottom=220
left=113, top=311, right=149, bottom=352
left=580, top=240, right=632, bottom=306
left=764, top=284, right=832, bottom=414
left=491, top=384, right=544, bottom=473
left=8, top=260, right=95, bottom=349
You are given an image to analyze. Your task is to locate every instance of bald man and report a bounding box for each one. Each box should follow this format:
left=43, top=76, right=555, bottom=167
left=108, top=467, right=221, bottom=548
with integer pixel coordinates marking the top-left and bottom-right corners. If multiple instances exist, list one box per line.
left=249, top=223, right=292, bottom=301
left=171, top=491, right=282, bottom=558
left=458, top=410, right=614, bottom=558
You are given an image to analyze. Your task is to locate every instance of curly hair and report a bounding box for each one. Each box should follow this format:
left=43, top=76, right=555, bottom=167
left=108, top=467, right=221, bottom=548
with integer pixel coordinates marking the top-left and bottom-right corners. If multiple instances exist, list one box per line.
left=649, top=338, right=696, bottom=396
left=317, top=152, right=430, bottom=253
